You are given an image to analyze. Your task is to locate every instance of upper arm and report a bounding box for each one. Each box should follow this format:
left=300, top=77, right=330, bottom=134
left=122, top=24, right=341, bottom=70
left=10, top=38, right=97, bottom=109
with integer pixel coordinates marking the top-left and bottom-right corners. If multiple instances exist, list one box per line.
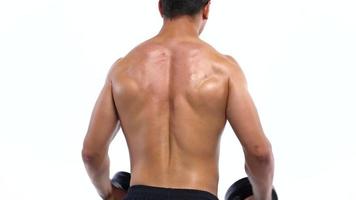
left=225, top=56, right=271, bottom=156
left=82, top=69, right=121, bottom=158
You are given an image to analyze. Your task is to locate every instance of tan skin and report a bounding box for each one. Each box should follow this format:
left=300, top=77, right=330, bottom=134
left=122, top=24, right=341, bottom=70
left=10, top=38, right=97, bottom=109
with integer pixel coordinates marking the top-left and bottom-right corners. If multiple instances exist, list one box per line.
left=82, top=1, right=274, bottom=200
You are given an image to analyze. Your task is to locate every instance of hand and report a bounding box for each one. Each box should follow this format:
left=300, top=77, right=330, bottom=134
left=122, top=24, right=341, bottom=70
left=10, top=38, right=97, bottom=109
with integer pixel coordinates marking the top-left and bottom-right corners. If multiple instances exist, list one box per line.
left=244, top=195, right=272, bottom=200
left=105, top=185, right=128, bottom=200
left=104, top=194, right=114, bottom=200
left=245, top=196, right=255, bottom=200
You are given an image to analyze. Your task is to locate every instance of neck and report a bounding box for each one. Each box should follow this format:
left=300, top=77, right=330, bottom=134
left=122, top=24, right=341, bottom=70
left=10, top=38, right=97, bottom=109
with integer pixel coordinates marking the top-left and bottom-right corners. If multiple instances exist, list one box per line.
left=158, top=16, right=200, bottom=39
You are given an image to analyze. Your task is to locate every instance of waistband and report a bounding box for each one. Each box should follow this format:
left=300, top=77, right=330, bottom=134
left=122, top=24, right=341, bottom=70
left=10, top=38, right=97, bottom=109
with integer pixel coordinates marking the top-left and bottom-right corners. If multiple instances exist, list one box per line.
left=127, top=184, right=219, bottom=200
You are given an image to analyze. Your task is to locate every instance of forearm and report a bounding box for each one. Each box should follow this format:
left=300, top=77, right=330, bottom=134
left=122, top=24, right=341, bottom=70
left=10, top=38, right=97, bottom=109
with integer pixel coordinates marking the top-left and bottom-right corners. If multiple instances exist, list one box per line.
left=83, top=154, right=112, bottom=199
left=244, top=151, right=274, bottom=200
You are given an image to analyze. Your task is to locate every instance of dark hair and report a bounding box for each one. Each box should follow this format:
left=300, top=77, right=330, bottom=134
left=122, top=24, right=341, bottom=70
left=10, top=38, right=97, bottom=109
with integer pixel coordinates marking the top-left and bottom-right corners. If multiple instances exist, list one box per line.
left=161, top=0, right=210, bottom=19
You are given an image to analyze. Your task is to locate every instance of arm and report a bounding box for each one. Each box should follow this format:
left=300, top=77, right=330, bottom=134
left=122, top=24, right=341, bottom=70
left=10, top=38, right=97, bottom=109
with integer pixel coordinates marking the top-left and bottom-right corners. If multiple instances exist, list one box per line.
left=81, top=70, right=120, bottom=199
left=225, top=56, right=274, bottom=200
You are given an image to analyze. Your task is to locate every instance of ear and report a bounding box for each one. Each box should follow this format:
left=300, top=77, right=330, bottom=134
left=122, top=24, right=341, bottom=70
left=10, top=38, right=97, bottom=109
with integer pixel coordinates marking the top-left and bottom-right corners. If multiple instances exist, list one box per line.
left=158, top=0, right=164, bottom=17
left=202, top=1, right=211, bottom=20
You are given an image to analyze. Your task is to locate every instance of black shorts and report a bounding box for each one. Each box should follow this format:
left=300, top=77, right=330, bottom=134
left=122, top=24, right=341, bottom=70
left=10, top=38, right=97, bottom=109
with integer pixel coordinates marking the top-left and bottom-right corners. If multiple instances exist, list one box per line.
left=123, top=185, right=219, bottom=200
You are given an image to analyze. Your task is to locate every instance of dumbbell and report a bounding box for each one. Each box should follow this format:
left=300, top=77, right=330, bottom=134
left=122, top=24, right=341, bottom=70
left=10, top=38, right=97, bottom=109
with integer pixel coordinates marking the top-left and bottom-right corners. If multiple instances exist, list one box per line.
left=225, top=177, right=278, bottom=200
left=111, top=171, right=131, bottom=191
left=110, top=171, right=131, bottom=200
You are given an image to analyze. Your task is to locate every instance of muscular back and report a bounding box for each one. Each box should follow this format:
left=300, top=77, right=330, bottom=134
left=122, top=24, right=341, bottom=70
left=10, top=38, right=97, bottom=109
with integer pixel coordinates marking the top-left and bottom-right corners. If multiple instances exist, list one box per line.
left=109, top=37, right=231, bottom=195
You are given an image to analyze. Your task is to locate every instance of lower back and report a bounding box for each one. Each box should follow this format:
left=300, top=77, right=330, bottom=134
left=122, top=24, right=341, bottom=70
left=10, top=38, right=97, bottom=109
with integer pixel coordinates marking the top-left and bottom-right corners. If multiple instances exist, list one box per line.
left=129, top=159, right=220, bottom=196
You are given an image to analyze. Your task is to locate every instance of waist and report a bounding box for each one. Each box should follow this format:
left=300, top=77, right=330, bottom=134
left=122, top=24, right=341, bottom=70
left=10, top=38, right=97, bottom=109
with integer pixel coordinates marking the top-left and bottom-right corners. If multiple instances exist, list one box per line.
left=130, top=167, right=219, bottom=196
left=126, top=184, right=219, bottom=200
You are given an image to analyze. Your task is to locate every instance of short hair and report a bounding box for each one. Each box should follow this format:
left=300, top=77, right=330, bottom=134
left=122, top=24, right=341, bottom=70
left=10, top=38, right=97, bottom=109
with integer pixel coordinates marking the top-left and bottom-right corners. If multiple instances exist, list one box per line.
left=161, top=0, right=210, bottom=19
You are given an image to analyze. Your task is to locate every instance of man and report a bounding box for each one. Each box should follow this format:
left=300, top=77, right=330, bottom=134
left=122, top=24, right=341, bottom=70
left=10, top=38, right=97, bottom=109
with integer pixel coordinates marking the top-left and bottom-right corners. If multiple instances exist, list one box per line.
left=82, top=0, right=275, bottom=200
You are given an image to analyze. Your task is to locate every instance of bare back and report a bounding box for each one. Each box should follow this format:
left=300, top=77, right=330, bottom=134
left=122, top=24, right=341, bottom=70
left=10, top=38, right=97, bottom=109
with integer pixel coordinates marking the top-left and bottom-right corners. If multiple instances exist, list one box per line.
left=82, top=5, right=274, bottom=200
left=109, top=37, right=231, bottom=195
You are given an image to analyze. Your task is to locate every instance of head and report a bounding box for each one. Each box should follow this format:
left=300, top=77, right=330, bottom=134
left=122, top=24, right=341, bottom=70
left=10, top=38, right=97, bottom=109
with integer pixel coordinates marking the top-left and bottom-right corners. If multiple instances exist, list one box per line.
left=159, top=0, right=211, bottom=34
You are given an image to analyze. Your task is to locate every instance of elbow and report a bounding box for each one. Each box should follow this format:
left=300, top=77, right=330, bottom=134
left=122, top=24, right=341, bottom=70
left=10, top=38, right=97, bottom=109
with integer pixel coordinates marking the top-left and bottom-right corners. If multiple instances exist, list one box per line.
left=246, top=142, right=274, bottom=164
left=81, top=147, right=100, bottom=164
left=256, top=144, right=273, bottom=163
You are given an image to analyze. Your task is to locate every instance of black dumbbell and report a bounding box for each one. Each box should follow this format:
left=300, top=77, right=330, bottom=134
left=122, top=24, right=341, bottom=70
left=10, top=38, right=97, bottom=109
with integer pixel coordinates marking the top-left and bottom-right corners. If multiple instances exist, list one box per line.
left=225, top=177, right=278, bottom=200
left=111, top=171, right=131, bottom=191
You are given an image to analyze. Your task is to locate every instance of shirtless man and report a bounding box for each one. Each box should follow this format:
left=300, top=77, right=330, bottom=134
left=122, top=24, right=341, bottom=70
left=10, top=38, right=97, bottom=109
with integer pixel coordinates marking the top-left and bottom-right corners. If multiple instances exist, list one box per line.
left=82, top=0, right=275, bottom=200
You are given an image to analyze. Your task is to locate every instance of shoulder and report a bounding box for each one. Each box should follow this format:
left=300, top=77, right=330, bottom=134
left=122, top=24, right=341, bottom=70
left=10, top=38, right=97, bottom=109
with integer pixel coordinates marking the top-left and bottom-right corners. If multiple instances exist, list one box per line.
left=106, top=57, right=125, bottom=82
left=203, top=43, right=245, bottom=79
left=199, top=40, right=241, bottom=69
left=219, top=54, right=247, bottom=86
left=197, top=41, right=246, bottom=83
left=223, top=55, right=243, bottom=74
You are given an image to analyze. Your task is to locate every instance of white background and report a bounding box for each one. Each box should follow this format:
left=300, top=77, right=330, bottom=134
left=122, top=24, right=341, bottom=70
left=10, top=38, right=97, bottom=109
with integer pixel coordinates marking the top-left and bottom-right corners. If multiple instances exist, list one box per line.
left=1, top=0, right=355, bottom=199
